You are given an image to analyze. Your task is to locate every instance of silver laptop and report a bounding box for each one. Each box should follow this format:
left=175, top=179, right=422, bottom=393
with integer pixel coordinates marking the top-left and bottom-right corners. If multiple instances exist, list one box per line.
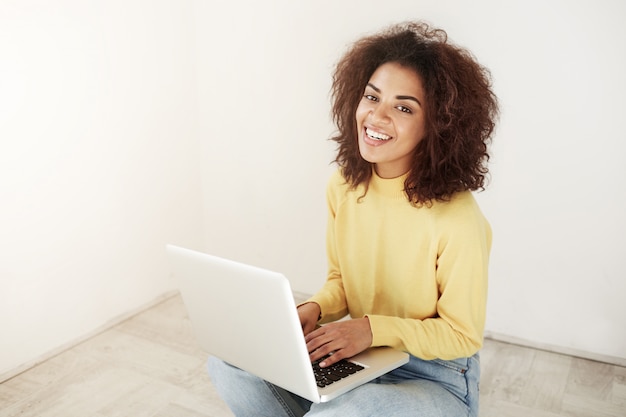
left=166, top=244, right=409, bottom=403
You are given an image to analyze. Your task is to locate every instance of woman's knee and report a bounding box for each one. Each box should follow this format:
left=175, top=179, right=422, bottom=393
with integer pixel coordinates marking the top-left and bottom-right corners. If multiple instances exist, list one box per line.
left=206, top=355, right=228, bottom=379
left=206, top=356, right=248, bottom=396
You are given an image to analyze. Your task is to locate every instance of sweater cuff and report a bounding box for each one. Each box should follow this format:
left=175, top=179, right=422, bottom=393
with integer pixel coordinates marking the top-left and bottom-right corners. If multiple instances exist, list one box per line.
left=306, top=294, right=348, bottom=323
left=366, top=314, right=400, bottom=348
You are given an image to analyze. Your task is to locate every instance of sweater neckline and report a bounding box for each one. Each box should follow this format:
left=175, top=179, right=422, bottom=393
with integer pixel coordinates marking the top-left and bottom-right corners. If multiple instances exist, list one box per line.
left=369, top=168, right=409, bottom=200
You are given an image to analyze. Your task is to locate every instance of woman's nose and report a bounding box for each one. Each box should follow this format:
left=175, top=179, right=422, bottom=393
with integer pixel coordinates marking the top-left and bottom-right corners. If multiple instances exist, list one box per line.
left=370, top=104, right=390, bottom=124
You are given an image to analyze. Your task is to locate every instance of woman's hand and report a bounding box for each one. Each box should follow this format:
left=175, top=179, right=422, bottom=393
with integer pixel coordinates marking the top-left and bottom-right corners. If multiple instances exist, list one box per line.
left=304, top=318, right=373, bottom=368
left=297, top=302, right=321, bottom=336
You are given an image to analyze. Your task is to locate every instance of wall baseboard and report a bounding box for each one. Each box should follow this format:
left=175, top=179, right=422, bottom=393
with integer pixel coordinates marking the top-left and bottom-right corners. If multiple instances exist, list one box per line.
left=0, top=290, right=179, bottom=384
left=484, top=331, right=626, bottom=367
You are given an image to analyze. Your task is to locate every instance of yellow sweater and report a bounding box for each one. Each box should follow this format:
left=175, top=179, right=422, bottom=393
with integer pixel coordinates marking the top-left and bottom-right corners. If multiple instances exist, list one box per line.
left=308, top=169, right=491, bottom=360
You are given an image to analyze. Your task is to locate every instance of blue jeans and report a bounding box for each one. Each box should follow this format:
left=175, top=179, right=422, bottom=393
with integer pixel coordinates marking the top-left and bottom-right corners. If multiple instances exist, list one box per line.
left=207, top=352, right=480, bottom=417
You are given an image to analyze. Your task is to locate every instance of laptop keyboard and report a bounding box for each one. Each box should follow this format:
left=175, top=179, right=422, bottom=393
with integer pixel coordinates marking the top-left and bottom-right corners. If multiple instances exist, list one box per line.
left=312, top=357, right=365, bottom=388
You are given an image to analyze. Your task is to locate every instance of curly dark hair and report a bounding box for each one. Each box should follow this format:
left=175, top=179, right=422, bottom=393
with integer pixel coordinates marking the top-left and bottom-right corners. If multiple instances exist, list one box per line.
left=331, top=21, right=499, bottom=204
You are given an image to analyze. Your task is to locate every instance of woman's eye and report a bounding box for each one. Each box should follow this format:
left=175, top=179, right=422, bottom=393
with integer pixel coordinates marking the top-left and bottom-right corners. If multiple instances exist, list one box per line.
left=397, top=105, right=412, bottom=114
left=364, top=94, right=378, bottom=102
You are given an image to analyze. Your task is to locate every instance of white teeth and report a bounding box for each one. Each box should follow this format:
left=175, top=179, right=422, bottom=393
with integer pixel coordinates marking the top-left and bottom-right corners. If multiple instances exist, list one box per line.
left=366, top=128, right=391, bottom=141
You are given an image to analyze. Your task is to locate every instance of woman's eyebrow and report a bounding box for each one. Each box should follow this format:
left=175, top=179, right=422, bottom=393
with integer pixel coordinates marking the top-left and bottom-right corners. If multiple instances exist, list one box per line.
left=366, top=82, right=382, bottom=93
left=397, top=95, right=422, bottom=106
left=366, top=83, right=422, bottom=107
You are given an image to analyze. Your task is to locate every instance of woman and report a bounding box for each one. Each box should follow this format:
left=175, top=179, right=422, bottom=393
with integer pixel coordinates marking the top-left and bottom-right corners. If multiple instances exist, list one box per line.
left=209, top=20, right=498, bottom=417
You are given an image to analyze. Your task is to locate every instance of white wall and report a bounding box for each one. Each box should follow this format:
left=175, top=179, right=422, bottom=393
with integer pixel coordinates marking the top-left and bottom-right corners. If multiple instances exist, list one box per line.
left=471, top=1, right=626, bottom=362
left=0, top=0, right=204, bottom=379
left=194, top=0, right=626, bottom=362
left=1, top=0, right=624, bottom=380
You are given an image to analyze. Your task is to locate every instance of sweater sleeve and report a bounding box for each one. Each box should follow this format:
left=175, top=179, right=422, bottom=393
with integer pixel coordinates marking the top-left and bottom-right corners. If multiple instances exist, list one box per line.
left=306, top=171, right=349, bottom=323
left=368, top=200, right=492, bottom=360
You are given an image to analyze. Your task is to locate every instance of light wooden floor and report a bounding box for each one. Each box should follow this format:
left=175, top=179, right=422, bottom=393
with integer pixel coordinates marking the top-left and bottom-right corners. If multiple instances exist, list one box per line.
left=1, top=294, right=624, bottom=417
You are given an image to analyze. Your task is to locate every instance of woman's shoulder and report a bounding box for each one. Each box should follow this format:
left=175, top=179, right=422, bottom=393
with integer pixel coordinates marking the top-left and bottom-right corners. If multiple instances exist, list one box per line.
left=431, top=191, right=492, bottom=247
left=448, top=190, right=480, bottom=209
left=327, top=168, right=347, bottom=185
left=430, top=191, right=488, bottom=226
left=432, top=190, right=479, bottom=209
left=325, top=169, right=357, bottom=209
left=326, top=169, right=352, bottom=194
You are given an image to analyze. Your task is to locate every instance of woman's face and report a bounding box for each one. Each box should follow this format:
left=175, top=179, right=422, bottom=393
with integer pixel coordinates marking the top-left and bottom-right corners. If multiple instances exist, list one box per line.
left=356, top=62, right=427, bottom=178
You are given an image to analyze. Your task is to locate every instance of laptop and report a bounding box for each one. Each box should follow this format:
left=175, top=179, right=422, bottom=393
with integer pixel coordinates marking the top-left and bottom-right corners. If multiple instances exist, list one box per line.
left=166, top=244, right=409, bottom=403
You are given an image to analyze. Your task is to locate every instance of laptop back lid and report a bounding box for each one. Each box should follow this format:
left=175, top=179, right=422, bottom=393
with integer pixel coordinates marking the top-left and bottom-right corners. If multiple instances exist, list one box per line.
left=166, top=244, right=320, bottom=402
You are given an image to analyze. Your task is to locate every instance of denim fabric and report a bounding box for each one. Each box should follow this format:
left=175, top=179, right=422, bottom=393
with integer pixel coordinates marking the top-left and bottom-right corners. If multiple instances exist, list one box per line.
left=207, top=352, right=480, bottom=417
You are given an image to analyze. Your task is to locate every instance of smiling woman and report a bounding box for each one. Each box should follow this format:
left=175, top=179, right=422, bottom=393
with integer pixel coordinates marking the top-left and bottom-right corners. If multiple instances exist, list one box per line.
left=207, top=20, right=499, bottom=417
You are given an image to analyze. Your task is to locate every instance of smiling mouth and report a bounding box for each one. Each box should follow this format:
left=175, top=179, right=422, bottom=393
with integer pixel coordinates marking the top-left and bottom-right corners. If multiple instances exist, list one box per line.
left=366, top=127, right=392, bottom=141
